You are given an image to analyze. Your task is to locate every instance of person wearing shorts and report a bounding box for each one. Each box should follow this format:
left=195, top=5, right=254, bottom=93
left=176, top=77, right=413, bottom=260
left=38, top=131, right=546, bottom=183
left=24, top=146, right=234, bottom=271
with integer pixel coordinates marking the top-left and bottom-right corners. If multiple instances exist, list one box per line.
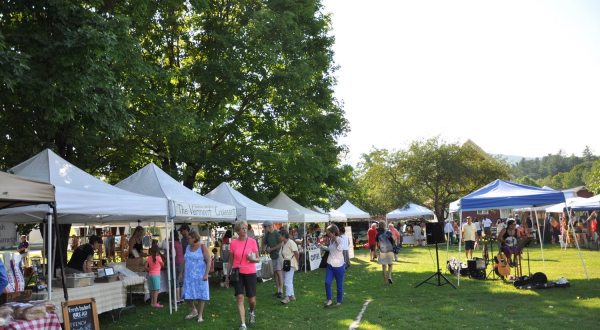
left=262, top=221, right=283, bottom=298
left=462, top=217, right=477, bottom=260
left=227, top=221, right=259, bottom=330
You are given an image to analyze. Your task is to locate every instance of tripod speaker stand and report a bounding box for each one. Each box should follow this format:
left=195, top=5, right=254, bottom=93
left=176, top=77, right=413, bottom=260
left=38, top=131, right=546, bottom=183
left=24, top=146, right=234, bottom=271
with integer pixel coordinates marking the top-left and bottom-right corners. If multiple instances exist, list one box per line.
left=415, top=222, right=456, bottom=289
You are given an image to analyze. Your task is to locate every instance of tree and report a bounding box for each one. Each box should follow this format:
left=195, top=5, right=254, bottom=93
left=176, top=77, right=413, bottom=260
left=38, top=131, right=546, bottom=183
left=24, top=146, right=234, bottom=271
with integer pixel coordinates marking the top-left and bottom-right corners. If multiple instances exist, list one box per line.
left=584, top=159, right=600, bottom=194
left=353, top=149, right=413, bottom=216
left=352, top=138, right=511, bottom=220
left=399, top=138, right=510, bottom=220
left=102, top=0, right=348, bottom=206
left=0, top=0, right=140, bottom=170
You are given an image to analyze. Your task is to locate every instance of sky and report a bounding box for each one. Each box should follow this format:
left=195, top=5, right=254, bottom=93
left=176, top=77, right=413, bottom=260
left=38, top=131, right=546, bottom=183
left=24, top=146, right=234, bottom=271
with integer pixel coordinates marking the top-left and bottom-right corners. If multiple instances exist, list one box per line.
left=322, top=0, right=600, bottom=165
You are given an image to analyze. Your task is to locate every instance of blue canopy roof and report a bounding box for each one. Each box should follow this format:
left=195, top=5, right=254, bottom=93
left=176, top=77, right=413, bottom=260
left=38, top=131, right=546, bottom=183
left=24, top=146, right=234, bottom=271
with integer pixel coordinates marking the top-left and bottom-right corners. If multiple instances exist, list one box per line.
left=459, top=179, right=566, bottom=211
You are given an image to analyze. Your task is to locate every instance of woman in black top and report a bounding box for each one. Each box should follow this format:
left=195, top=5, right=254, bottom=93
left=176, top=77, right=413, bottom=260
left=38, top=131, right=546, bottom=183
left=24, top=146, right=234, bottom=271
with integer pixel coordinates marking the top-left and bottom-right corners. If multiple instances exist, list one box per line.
left=129, top=226, right=145, bottom=258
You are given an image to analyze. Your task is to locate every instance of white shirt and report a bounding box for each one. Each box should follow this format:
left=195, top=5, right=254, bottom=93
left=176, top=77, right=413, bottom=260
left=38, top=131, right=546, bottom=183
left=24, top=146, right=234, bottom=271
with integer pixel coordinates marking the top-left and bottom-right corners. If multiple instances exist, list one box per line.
left=327, top=237, right=345, bottom=268
left=483, top=218, right=493, bottom=228
left=474, top=222, right=481, bottom=231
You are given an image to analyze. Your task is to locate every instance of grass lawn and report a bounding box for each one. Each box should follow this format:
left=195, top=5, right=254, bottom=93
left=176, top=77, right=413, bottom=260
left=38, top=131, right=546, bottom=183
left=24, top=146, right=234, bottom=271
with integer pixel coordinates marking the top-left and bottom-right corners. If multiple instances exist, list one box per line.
left=100, top=244, right=600, bottom=329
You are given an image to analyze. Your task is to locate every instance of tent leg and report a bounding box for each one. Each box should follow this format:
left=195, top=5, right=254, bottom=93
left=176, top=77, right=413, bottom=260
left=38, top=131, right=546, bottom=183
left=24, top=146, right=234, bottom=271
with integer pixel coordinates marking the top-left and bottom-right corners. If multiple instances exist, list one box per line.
left=47, top=214, right=53, bottom=301
left=171, top=219, right=177, bottom=312
left=165, top=216, right=173, bottom=314
left=532, top=209, right=545, bottom=271
left=567, top=209, right=589, bottom=280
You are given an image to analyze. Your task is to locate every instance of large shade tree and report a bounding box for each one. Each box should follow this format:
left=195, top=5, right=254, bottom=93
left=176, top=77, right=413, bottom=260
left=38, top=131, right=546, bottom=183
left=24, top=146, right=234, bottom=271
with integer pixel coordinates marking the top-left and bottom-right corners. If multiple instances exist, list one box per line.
left=0, top=0, right=349, bottom=208
left=354, top=138, right=511, bottom=219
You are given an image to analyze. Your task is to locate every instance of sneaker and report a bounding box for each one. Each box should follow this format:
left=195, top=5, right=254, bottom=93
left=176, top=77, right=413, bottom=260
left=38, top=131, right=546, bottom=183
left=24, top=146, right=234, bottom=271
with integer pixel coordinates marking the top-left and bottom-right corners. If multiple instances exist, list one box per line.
left=323, top=301, right=333, bottom=308
left=239, top=324, right=247, bottom=330
left=185, top=310, right=198, bottom=320
left=289, top=296, right=296, bottom=301
left=276, top=292, right=283, bottom=299
left=197, top=318, right=204, bottom=323
left=248, top=310, right=256, bottom=324
left=152, top=303, right=164, bottom=308
left=280, top=297, right=290, bottom=304
left=388, top=278, right=393, bottom=284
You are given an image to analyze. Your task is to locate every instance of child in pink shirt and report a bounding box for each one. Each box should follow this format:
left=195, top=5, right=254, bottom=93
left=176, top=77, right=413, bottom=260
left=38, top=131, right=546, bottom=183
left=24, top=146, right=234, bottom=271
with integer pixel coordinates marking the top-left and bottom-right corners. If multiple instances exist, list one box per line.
left=146, top=241, right=164, bottom=308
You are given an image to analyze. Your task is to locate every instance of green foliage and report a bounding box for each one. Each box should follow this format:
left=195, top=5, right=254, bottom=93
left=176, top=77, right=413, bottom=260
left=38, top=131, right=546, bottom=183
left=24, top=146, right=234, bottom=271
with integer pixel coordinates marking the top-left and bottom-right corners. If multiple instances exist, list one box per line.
left=584, top=159, right=600, bottom=194
left=353, top=138, right=510, bottom=219
left=0, top=0, right=348, bottom=208
left=16, top=223, right=39, bottom=236
left=512, top=148, right=598, bottom=190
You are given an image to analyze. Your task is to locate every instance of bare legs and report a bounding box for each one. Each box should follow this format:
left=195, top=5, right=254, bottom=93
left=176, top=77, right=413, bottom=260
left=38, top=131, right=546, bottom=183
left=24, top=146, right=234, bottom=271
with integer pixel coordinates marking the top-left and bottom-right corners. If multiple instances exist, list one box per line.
left=381, top=264, right=394, bottom=284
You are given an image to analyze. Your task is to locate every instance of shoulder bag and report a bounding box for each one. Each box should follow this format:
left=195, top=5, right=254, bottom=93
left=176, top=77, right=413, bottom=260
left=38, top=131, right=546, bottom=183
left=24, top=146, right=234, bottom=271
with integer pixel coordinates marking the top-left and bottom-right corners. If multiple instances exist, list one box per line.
left=230, top=238, right=248, bottom=283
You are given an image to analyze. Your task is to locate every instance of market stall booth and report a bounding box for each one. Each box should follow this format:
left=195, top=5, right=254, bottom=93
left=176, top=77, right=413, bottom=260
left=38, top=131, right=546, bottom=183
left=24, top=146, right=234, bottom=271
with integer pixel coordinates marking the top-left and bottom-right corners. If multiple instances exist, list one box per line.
left=267, top=192, right=329, bottom=272
left=116, top=163, right=237, bottom=312
left=386, top=203, right=436, bottom=246
left=0, top=171, right=63, bottom=329
left=456, top=179, right=583, bottom=285
left=0, top=150, right=168, bottom=322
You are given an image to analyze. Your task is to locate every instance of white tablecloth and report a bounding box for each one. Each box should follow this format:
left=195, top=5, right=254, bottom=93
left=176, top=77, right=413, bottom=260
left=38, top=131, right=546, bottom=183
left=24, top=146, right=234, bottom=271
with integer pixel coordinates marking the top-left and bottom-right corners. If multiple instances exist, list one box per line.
left=49, top=275, right=145, bottom=322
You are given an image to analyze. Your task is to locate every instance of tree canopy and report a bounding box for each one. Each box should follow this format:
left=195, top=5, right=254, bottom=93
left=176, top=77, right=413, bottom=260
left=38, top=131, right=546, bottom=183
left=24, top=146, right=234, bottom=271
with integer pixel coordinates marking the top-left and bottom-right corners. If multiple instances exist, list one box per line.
left=0, top=0, right=349, bottom=208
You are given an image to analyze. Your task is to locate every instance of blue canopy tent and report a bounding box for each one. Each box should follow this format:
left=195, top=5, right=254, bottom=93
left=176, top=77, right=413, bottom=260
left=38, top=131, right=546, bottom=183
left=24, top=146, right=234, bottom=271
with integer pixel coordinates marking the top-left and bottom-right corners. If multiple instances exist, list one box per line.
left=460, top=180, right=566, bottom=211
left=456, top=179, right=588, bottom=281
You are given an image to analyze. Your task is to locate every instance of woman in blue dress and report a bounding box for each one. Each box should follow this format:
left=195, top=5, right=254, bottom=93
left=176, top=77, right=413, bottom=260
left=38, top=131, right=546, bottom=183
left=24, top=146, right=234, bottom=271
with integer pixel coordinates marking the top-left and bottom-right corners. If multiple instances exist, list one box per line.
left=182, top=231, right=210, bottom=322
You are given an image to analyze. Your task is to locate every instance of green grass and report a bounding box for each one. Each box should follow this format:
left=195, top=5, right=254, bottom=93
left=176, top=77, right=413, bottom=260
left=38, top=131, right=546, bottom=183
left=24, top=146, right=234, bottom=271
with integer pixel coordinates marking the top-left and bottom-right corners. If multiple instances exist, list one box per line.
left=101, top=245, right=600, bottom=329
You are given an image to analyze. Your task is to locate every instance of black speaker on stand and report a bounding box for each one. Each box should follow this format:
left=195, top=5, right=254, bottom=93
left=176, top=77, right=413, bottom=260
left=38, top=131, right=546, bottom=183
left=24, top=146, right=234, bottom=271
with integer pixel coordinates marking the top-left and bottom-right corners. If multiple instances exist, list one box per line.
left=415, top=222, right=456, bottom=289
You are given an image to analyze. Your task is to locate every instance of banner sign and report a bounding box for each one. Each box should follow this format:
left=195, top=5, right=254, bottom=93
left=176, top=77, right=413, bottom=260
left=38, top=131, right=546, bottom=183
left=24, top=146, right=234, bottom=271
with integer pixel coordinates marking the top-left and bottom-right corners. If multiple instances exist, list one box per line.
left=173, top=202, right=237, bottom=218
left=307, top=246, right=321, bottom=271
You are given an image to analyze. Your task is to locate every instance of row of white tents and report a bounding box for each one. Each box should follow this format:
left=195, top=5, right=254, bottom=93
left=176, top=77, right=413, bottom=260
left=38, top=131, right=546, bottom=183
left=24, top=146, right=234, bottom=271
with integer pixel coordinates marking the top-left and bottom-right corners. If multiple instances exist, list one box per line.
left=0, top=149, right=376, bottom=313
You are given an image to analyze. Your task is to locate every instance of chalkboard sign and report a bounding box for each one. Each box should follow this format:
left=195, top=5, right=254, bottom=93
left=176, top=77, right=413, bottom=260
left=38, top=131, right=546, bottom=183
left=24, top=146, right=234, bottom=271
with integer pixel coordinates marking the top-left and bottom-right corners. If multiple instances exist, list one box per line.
left=62, top=298, right=99, bottom=330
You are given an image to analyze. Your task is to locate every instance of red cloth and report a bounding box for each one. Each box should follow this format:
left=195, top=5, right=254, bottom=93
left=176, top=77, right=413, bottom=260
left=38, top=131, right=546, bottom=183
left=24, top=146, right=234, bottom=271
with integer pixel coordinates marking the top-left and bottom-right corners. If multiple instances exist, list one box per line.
left=367, top=227, right=377, bottom=245
left=1, top=313, right=61, bottom=330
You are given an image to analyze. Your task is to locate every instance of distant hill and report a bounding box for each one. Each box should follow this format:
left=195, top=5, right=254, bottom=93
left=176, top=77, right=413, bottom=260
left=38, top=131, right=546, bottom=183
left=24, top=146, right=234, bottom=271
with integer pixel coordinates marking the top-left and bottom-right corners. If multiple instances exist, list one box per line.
left=494, top=154, right=534, bottom=165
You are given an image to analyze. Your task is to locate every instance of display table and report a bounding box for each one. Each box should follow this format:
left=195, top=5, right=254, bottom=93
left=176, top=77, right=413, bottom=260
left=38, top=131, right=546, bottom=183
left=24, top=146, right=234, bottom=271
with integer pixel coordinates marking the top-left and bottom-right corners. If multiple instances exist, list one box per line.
left=48, top=275, right=145, bottom=322
left=402, top=235, right=416, bottom=245
left=0, top=312, right=61, bottom=330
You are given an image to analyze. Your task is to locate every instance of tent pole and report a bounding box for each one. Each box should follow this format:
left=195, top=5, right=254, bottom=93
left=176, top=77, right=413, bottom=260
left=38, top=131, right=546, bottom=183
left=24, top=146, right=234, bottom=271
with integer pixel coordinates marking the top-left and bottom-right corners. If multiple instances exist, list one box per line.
left=531, top=208, right=545, bottom=271
left=170, top=217, right=177, bottom=312
left=566, top=208, right=589, bottom=280
left=51, top=207, right=68, bottom=301
left=304, top=223, right=307, bottom=274
left=165, top=216, right=173, bottom=314
left=47, top=213, right=53, bottom=301
left=457, top=210, right=462, bottom=287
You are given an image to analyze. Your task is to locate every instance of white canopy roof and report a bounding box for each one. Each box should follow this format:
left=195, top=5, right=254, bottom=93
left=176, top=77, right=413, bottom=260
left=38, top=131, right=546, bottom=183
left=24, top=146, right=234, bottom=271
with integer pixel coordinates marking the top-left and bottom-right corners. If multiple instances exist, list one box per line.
left=335, top=200, right=370, bottom=220
left=267, top=192, right=329, bottom=223
left=386, top=203, right=434, bottom=220
left=0, top=171, right=55, bottom=209
left=205, top=182, right=288, bottom=222
left=544, top=197, right=588, bottom=213
left=116, top=163, right=236, bottom=222
left=569, top=194, right=600, bottom=211
left=0, top=149, right=168, bottom=223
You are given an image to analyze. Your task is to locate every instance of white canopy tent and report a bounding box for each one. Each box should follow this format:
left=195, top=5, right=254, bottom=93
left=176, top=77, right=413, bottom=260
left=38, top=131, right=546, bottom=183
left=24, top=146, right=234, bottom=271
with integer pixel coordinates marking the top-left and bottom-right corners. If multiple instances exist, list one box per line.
left=386, top=203, right=435, bottom=220
left=205, top=182, right=288, bottom=222
left=116, top=163, right=236, bottom=222
left=327, top=209, right=347, bottom=222
left=569, top=194, right=600, bottom=211
left=0, top=149, right=169, bottom=302
left=0, top=149, right=169, bottom=223
left=267, top=192, right=328, bottom=223
left=333, top=200, right=370, bottom=220
left=116, top=163, right=237, bottom=312
left=544, top=197, right=588, bottom=213
left=267, top=192, right=328, bottom=273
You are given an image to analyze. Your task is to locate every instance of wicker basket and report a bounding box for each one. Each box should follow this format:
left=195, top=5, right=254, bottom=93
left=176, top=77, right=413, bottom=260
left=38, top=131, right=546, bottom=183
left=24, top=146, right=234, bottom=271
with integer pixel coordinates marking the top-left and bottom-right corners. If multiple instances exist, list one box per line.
left=0, top=290, right=32, bottom=304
